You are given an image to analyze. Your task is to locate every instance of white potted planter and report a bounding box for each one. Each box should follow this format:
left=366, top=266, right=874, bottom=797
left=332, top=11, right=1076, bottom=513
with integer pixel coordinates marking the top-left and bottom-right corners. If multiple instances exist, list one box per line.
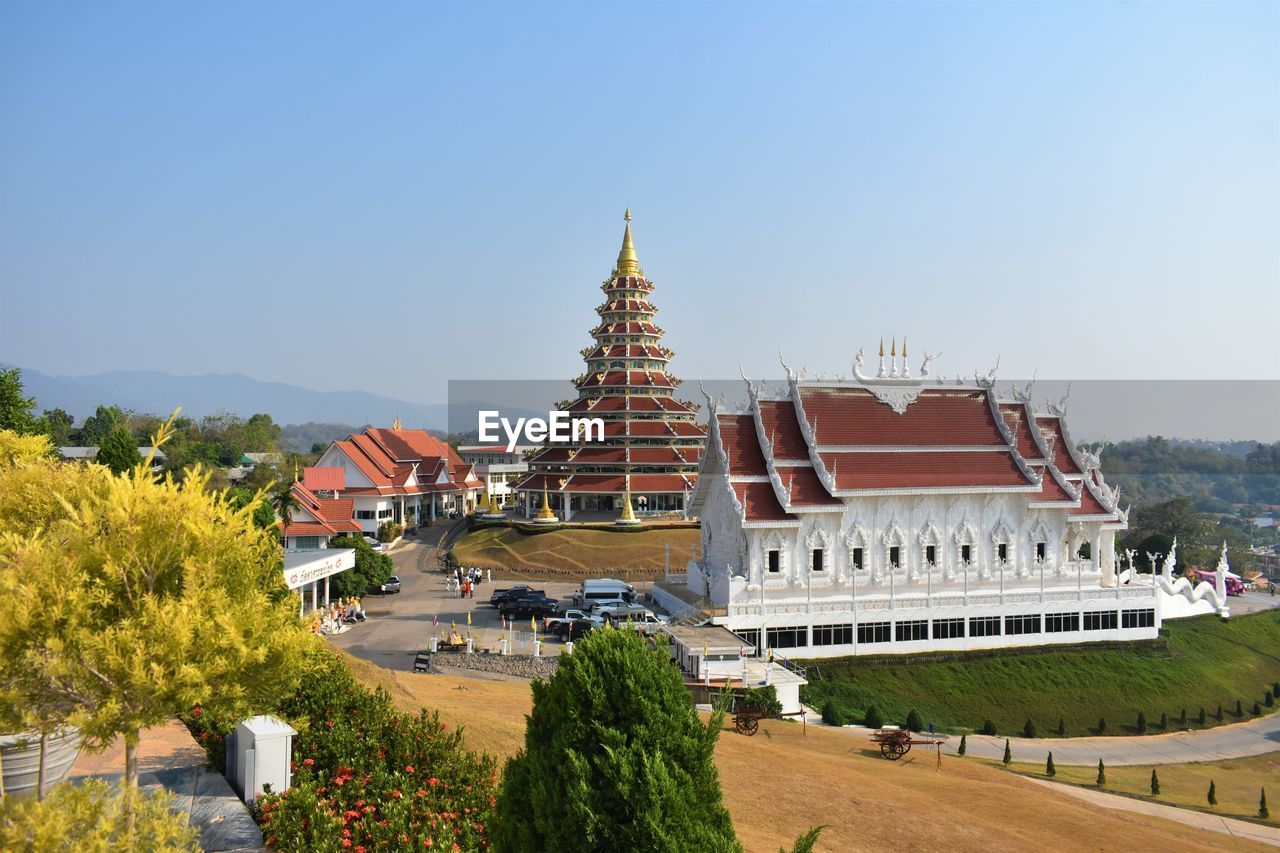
left=0, top=727, right=84, bottom=798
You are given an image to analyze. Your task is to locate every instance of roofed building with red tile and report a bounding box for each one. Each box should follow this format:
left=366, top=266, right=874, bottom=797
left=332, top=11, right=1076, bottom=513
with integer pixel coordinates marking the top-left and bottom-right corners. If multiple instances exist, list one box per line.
left=678, top=344, right=1152, bottom=660
left=514, top=211, right=706, bottom=520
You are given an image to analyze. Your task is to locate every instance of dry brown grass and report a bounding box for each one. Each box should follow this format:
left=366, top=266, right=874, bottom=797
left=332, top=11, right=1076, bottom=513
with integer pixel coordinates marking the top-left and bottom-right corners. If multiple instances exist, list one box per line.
left=334, top=654, right=1264, bottom=852
left=451, top=525, right=700, bottom=577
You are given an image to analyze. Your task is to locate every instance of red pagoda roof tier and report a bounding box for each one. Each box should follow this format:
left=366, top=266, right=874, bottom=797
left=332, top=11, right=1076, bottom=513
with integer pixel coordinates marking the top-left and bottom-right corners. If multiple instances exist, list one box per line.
left=591, top=321, right=663, bottom=337
left=717, top=414, right=768, bottom=477
left=999, top=402, right=1046, bottom=462
left=565, top=395, right=696, bottom=415
left=819, top=450, right=1038, bottom=492
left=602, top=275, right=654, bottom=292
left=575, top=370, right=677, bottom=389
left=732, top=481, right=797, bottom=522
left=629, top=473, right=695, bottom=493
left=1035, top=416, right=1085, bottom=476
left=1072, top=477, right=1119, bottom=519
left=799, top=388, right=1007, bottom=447
left=756, top=400, right=809, bottom=461
left=580, top=344, right=670, bottom=361
left=562, top=474, right=628, bottom=492
left=601, top=420, right=707, bottom=438
left=597, top=299, right=657, bottom=314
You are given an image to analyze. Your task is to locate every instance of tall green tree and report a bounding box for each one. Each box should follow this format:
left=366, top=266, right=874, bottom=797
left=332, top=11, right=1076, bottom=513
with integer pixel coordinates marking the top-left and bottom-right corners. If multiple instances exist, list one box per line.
left=79, top=404, right=124, bottom=447
left=326, top=535, right=392, bottom=598
left=96, top=425, right=140, bottom=475
left=40, top=408, right=75, bottom=446
left=494, top=629, right=740, bottom=852
left=0, top=368, right=40, bottom=435
left=228, top=487, right=278, bottom=530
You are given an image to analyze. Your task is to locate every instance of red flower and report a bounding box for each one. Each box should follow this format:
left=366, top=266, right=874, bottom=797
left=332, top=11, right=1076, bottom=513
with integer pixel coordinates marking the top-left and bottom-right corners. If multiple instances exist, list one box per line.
left=428, top=778, right=440, bottom=787
left=393, top=790, right=403, bottom=799
left=303, top=758, right=315, bottom=767
left=191, top=707, right=202, bottom=717
left=341, top=841, right=352, bottom=849
left=356, top=847, right=366, bottom=853
left=405, top=765, right=414, bottom=773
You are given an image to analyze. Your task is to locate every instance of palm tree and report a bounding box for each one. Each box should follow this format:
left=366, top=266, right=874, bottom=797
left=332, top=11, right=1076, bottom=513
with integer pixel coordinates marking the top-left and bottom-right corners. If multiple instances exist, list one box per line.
left=274, top=484, right=299, bottom=544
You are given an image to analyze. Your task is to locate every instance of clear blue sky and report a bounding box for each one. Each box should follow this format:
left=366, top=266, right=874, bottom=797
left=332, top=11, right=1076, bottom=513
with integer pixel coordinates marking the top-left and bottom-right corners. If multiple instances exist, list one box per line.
left=2, top=1, right=1276, bottom=403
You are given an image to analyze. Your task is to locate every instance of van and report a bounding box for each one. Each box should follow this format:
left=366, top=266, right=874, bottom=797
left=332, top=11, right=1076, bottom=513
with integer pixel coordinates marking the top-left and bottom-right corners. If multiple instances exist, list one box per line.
left=573, top=578, right=637, bottom=608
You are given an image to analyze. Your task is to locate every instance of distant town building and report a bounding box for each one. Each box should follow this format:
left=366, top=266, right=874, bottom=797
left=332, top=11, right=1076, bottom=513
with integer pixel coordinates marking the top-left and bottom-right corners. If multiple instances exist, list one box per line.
left=281, top=482, right=363, bottom=550
left=515, top=211, right=706, bottom=519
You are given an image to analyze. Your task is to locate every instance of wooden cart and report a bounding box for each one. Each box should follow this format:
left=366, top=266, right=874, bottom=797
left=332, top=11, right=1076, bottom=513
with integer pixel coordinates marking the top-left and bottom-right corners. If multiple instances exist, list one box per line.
left=732, top=706, right=807, bottom=736
left=870, top=726, right=946, bottom=759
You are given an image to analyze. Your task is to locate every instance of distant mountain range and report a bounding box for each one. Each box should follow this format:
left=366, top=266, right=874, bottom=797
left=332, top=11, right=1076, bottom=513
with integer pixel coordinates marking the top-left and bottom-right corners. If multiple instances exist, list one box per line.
left=4, top=364, right=449, bottom=429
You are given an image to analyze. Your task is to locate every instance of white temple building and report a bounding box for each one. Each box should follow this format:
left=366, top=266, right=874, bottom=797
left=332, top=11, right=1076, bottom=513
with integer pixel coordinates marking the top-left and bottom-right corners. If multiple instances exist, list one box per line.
left=683, top=343, right=1232, bottom=659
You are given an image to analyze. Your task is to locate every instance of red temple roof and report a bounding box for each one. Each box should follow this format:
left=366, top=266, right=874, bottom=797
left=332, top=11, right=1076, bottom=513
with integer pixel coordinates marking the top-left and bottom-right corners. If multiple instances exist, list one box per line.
left=1035, top=416, right=1085, bottom=476
left=717, top=414, right=768, bottom=477
left=819, top=450, right=1037, bottom=491
left=800, top=388, right=1006, bottom=447
left=732, top=481, right=797, bottom=522
left=756, top=400, right=809, bottom=461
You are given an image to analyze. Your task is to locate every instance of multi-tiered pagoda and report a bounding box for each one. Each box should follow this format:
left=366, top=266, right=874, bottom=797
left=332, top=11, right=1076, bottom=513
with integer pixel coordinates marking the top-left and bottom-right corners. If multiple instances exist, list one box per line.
left=515, top=211, right=706, bottom=520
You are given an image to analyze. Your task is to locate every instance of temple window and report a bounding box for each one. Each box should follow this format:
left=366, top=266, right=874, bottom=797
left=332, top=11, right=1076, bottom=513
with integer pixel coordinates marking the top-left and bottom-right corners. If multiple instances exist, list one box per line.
left=961, top=544, right=972, bottom=565
left=997, top=543, right=1009, bottom=563
left=925, top=545, right=937, bottom=567
left=1036, top=542, right=1047, bottom=561
left=889, top=546, right=901, bottom=568
left=767, top=550, right=780, bottom=573
left=852, top=547, right=864, bottom=570
left=812, top=548, right=824, bottom=572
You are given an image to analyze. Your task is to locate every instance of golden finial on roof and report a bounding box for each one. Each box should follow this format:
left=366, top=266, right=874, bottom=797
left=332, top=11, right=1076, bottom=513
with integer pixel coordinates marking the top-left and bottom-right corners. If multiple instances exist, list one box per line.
left=879, top=337, right=884, bottom=357
left=890, top=337, right=897, bottom=357
left=902, top=337, right=908, bottom=358
left=614, top=209, right=644, bottom=277
left=392, top=416, right=402, bottom=430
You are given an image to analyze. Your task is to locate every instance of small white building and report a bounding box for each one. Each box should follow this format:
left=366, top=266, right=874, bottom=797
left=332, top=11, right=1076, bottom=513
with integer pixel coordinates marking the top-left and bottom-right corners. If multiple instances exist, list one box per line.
left=684, top=347, right=1215, bottom=661
left=457, top=444, right=535, bottom=507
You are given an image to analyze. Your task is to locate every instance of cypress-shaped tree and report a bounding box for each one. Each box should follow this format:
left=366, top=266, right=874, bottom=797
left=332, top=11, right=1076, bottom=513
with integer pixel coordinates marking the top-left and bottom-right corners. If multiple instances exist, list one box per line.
left=1150, top=768, right=1160, bottom=796
left=957, top=733, right=967, bottom=756
left=1261, top=788, right=1269, bottom=820
left=1097, top=717, right=1107, bottom=735
left=1003, top=739, right=1012, bottom=767
left=1096, top=759, right=1106, bottom=787
left=1254, top=702, right=1263, bottom=717
left=863, top=705, right=884, bottom=729
left=1216, top=704, right=1223, bottom=722
left=979, top=719, right=998, bottom=736
left=1207, top=780, right=1217, bottom=807
left=1023, top=718, right=1037, bottom=739
left=1266, top=690, right=1275, bottom=708
left=1180, top=707, right=1187, bottom=726
left=1046, top=751, right=1056, bottom=777
left=905, top=709, right=923, bottom=732
left=95, top=424, right=140, bottom=475
left=1056, top=717, right=1065, bottom=737
left=494, top=628, right=741, bottom=852
left=1235, top=699, right=1244, bottom=718
left=1198, top=707, right=1206, bottom=725
left=1159, top=711, right=1167, bottom=730
left=1135, top=710, right=1147, bottom=733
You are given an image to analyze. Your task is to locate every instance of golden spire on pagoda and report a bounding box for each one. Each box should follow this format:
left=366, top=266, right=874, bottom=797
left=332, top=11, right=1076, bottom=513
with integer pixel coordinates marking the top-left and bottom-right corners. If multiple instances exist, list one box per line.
left=618, top=490, right=637, bottom=523
left=902, top=337, right=908, bottom=358
left=392, top=416, right=403, bottom=430
left=536, top=488, right=557, bottom=521
left=879, top=337, right=885, bottom=357
left=614, top=209, right=644, bottom=277
left=890, top=337, right=897, bottom=357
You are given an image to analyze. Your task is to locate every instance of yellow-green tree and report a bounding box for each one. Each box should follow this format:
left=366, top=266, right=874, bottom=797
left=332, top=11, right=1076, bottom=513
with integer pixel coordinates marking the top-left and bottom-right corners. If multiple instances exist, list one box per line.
left=0, top=420, right=316, bottom=793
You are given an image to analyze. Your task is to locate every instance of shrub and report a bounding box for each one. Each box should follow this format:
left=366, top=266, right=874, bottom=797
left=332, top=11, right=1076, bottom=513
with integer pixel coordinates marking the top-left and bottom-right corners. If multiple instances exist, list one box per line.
left=1135, top=710, right=1147, bottom=733
left=1215, top=704, right=1223, bottom=722
left=863, top=706, right=884, bottom=729
left=742, top=685, right=782, bottom=717
left=904, top=709, right=923, bottom=732
left=820, top=701, right=845, bottom=727
left=957, top=733, right=967, bottom=756
left=1266, top=690, right=1274, bottom=708
left=1057, top=718, right=1065, bottom=737
left=1253, top=702, right=1262, bottom=716
left=376, top=521, right=403, bottom=543
left=1180, top=708, right=1187, bottom=726
left=1023, top=718, right=1037, bottom=739
left=1045, top=751, right=1055, bottom=777
left=1261, top=788, right=1269, bottom=820
left=1097, top=717, right=1107, bottom=735
left=979, top=719, right=998, bottom=736
left=1235, top=699, right=1244, bottom=718
left=1207, top=780, right=1217, bottom=807
left=1002, top=739, right=1011, bottom=766
left=1198, top=707, right=1207, bottom=725
left=1150, top=768, right=1160, bottom=796
left=1159, top=711, right=1167, bottom=730
left=1096, top=759, right=1106, bottom=787
left=194, top=650, right=497, bottom=851
left=495, top=629, right=739, bottom=852
left=0, top=779, right=198, bottom=851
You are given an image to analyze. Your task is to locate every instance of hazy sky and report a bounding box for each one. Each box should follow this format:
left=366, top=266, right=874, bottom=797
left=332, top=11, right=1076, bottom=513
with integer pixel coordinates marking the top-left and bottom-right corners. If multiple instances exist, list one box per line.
left=2, top=1, right=1277, bottom=404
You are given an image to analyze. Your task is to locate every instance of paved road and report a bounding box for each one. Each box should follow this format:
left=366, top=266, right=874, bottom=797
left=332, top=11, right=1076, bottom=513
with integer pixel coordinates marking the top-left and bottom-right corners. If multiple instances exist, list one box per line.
left=326, top=527, right=581, bottom=671
left=1018, top=775, right=1280, bottom=847
left=808, top=712, right=1280, bottom=767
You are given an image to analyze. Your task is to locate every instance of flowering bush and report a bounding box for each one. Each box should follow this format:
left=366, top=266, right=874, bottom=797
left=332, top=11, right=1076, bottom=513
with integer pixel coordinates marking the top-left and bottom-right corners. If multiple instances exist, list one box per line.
left=188, top=651, right=497, bottom=851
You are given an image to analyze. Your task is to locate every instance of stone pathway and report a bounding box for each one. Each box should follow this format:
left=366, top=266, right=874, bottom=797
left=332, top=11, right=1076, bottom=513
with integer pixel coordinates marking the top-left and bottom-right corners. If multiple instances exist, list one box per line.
left=1018, top=776, right=1280, bottom=847
left=806, top=708, right=1280, bottom=766
left=68, top=719, right=263, bottom=852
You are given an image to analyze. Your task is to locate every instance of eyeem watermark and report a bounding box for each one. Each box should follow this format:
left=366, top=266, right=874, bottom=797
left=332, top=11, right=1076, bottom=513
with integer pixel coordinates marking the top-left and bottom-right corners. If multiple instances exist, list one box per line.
left=478, top=411, right=604, bottom=452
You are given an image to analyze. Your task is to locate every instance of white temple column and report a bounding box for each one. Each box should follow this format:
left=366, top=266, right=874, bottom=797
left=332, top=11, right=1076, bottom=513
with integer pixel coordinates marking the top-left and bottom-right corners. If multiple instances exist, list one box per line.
left=1100, top=528, right=1117, bottom=586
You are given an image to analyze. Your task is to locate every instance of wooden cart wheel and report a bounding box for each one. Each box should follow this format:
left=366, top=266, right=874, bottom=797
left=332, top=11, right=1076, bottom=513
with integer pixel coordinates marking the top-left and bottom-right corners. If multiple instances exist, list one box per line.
left=734, top=716, right=750, bottom=735
left=880, top=740, right=898, bottom=759
left=742, top=717, right=759, bottom=736
left=900, top=739, right=912, bottom=756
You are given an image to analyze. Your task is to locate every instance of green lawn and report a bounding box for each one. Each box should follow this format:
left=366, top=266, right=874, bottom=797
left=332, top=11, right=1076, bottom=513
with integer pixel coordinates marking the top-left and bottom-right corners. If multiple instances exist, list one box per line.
left=799, top=610, right=1280, bottom=737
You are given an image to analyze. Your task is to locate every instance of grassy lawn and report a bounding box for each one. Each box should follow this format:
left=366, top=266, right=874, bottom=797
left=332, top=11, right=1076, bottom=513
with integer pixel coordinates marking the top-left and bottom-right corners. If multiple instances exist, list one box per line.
left=980, top=753, right=1279, bottom=826
left=800, top=610, right=1280, bottom=737
left=450, top=524, right=700, bottom=578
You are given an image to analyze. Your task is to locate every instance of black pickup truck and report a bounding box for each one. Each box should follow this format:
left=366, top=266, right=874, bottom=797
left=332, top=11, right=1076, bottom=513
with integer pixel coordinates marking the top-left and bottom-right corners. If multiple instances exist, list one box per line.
left=498, top=594, right=560, bottom=620
left=488, top=585, right=545, bottom=607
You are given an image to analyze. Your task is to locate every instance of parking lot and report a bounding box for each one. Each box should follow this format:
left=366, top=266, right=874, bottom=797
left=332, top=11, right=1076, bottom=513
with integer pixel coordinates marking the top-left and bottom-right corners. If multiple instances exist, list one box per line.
left=325, top=526, right=661, bottom=672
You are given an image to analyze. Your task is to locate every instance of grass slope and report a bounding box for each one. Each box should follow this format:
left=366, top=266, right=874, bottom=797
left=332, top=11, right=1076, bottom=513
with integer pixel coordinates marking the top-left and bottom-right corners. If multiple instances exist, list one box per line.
left=991, top=753, right=1278, bottom=826
left=340, top=656, right=1258, bottom=851
left=450, top=525, right=700, bottom=577
left=801, top=611, right=1280, bottom=736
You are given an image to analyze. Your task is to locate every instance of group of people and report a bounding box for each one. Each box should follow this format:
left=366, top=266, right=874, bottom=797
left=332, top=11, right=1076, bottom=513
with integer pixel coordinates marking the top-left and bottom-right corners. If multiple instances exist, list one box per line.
left=448, top=566, right=489, bottom=598
left=311, top=596, right=367, bottom=635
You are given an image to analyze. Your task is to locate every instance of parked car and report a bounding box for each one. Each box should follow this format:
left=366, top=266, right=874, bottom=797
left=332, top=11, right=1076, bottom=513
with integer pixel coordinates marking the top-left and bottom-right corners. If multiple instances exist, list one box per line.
left=593, top=602, right=661, bottom=627
left=379, top=575, right=401, bottom=594
left=498, top=594, right=560, bottom=620
left=616, top=611, right=667, bottom=635
left=573, top=578, right=637, bottom=608
left=561, top=617, right=600, bottom=641
left=362, top=536, right=386, bottom=552
left=489, top=585, right=545, bottom=607
left=544, top=608, right=589, bottom=635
